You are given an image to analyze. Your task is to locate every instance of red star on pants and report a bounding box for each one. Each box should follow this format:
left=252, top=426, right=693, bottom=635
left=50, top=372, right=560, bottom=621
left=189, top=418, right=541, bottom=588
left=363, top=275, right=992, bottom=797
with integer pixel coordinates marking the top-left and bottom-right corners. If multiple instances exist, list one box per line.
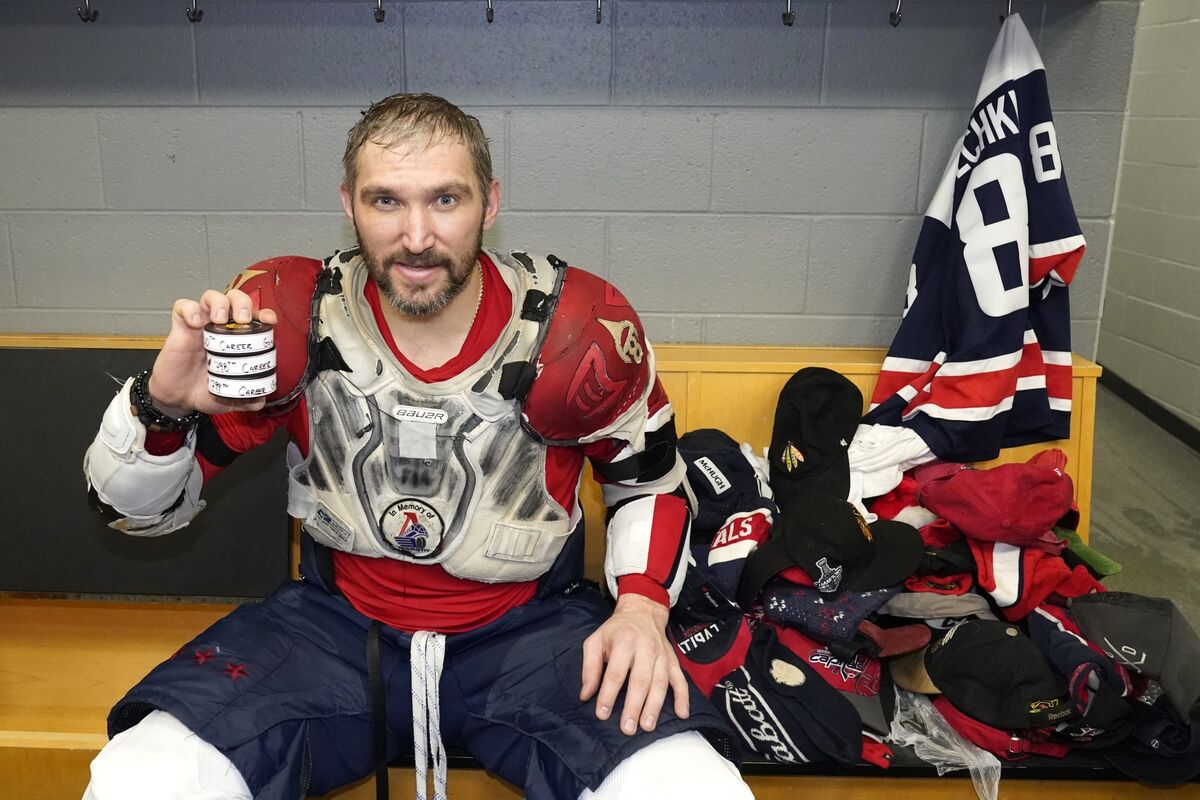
left=223, top=662, right=248, bottom=682
left=193, top=648, right=215, bottom=665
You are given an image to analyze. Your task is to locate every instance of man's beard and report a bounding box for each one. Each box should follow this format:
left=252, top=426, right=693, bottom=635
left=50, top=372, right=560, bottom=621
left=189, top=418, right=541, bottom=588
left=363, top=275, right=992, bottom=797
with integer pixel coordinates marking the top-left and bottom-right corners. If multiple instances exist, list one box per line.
left=358, top=225, right=484, bottom=317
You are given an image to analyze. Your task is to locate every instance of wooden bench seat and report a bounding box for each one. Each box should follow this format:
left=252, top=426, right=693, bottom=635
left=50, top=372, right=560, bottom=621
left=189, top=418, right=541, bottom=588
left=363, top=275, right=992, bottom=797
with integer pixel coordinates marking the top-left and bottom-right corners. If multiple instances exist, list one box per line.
left=7, top=341, right=1191, bottom=798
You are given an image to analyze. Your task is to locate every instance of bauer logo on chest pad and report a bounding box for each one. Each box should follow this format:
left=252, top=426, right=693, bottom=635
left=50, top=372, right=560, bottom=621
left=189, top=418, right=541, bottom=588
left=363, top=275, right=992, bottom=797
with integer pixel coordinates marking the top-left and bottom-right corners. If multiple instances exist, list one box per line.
left=391, top=406, right=449, bottom=424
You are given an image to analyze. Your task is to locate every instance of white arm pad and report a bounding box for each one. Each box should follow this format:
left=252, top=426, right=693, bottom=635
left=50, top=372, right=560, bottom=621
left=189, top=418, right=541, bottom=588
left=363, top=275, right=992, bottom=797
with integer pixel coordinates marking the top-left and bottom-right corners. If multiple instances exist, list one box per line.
left=603, top=493, right=690, bottom=607
left=83, top=378, right=206, bottom=537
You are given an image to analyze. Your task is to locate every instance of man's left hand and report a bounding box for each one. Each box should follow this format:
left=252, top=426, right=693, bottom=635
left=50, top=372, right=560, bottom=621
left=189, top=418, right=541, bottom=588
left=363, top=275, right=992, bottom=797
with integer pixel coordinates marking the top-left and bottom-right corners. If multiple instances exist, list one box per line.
left=580, top=593, right=691, bottom=735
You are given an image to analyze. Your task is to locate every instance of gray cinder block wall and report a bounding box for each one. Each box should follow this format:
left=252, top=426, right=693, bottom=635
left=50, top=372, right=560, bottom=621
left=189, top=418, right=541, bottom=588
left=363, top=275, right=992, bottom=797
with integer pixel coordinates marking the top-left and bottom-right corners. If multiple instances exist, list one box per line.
left=0, top=0, right=1136, bottom=357
left=1098, top=0, right=1200, bottom=429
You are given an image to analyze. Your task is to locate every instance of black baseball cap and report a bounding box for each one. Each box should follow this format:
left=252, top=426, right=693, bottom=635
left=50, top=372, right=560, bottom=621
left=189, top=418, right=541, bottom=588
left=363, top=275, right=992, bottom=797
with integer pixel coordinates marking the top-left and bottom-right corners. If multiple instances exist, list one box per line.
left=768, top=367, right=862, bottom=507
left=924, top=619, right=1077, bottom=731
left=736, top=492, right=923, bottom=608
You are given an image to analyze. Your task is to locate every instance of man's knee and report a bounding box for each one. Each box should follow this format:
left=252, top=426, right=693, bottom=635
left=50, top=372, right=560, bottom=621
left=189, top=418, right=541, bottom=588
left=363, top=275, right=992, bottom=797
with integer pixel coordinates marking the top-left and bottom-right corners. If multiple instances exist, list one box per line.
left=581, top=731, right=754, bottom=800
left=83, top=710, right=252, bottom=800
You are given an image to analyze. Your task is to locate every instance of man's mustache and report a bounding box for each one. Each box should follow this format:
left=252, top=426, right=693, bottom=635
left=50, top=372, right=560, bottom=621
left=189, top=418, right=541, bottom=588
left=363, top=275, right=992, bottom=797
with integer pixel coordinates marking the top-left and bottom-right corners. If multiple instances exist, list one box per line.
left=386, top=251, right=449, bottom=268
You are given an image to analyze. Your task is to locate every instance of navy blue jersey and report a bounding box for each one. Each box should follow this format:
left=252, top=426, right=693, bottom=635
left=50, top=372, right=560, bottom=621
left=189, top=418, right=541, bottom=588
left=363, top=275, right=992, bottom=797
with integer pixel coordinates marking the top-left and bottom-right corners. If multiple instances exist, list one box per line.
left=866, top=14, right=1085, bottom=463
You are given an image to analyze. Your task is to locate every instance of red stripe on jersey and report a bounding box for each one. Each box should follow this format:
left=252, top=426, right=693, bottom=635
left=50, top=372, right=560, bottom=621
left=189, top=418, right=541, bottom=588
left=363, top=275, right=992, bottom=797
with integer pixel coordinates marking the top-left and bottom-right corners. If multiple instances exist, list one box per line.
left=1018, top=340, right=1045, bottom=378
left=872, top=364, right=932, bottom=405
left=1029, top=245, right=1084, bottom=287
left=1045, top=362, right=1072, bottom=401
left=924, top=365, right=1020, bottom=409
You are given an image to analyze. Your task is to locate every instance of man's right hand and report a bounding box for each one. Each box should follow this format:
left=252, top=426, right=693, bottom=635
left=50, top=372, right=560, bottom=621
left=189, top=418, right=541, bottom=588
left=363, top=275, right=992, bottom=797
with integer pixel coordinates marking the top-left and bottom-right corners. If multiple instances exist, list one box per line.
left=147, top=288, right=278, bottom=417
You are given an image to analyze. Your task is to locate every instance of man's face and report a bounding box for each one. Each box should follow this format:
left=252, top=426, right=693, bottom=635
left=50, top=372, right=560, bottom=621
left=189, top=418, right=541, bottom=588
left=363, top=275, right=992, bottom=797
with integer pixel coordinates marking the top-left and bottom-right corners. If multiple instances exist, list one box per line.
left=340, top=137, right=500, bottom=317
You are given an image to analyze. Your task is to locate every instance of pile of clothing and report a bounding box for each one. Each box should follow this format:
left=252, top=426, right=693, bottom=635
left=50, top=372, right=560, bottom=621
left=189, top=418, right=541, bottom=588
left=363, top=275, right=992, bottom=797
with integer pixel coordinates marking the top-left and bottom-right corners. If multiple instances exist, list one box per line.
left=669, top=367, right=1200, bottom=785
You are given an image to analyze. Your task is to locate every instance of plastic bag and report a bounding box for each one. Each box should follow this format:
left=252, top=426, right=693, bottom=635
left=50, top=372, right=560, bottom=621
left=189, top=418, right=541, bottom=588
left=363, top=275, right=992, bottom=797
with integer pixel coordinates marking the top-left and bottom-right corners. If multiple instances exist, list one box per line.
left=887, top=688, right=1001, bottom=800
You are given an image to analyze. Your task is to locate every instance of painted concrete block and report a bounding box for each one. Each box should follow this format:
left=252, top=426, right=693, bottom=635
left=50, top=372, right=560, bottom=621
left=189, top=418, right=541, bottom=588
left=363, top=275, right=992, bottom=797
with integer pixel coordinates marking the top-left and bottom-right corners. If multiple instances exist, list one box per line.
left=1123, top=118, right=1200, bottom=169
left=613, top=1, right=823, bottom=106
left=1127, top=69, right=1200, bottom=117
left=918, top=111, right=965, bottom=213
left=825, top=2, right=1041, bottom=109
left=641, top=314, right=705, bottom=345
left=1149, top=260, right=1200, bottom=313
left=1118, top=162, right=1200, bottom=217
left=1055, top=112, right=1123, bottom=218
left=1096, top=328, right=1141, bottom=380
left=608, top=215, right=809, bottom=314
left=1136, top=0, right=1200, bottom=27
left=1071, top=319, right=1098, bottom=360
left=0, top=0, right=194, bottom=106
left=0, top=308, right=168, bottom=335
left=712, top=111, right=922, bottom=214
left=99, top=110, right=303, bottom=210
left=1072, top=219, right=1112, bottom=320
left=704, top=314, right=899, bottom=347
left=405, top=2, right=610, bottom=105
left=10, top=214, right=209, bottom=310
left=1132, top=19, right=1200, bottom=72
left=0, top=111, right=104, bottom=210
left=1101, top=287, right=1129, bottom=337
left=0, top=218, right=13, bottom=307
left=508, top=110, right=713, bottom=211
left=806, top=216, right=923, bottom=316
left=1041, top=1, right=1139, bottom=112
left=1113, top=205, right=1200, bottom=267
left=195, top=1, right=403, bottom=106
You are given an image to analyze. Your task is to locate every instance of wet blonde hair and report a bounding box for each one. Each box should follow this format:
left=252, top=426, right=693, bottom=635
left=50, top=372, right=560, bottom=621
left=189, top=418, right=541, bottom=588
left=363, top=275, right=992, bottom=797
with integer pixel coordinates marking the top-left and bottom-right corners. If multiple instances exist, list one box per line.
left=342, top=93, right=493, bottom=205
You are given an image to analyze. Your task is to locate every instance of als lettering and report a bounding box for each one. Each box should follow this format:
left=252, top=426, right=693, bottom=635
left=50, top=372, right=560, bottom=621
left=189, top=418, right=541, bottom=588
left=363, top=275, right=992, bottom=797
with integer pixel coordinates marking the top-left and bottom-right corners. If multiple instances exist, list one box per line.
left=712, top=515, right=758, bottom=547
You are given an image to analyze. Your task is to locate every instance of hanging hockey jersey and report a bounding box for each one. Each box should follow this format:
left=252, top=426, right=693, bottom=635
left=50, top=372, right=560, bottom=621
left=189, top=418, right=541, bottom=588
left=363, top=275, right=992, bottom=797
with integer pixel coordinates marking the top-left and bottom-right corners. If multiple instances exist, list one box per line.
left=865, top=14, right=1086, bottom=463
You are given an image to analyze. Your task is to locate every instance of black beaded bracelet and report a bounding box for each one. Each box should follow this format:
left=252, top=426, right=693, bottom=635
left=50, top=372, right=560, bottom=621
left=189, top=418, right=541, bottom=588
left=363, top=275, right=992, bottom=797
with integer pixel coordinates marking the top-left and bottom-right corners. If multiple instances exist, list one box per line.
left=129, top=370, right=204, bottom=433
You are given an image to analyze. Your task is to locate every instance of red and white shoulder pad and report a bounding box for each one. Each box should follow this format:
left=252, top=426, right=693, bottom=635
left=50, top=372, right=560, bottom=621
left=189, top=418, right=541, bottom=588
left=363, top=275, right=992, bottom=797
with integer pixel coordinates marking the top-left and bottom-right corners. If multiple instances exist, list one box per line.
left=222, top=256, right=323, bottom=405
left=522, top=267, right=655, bottom=447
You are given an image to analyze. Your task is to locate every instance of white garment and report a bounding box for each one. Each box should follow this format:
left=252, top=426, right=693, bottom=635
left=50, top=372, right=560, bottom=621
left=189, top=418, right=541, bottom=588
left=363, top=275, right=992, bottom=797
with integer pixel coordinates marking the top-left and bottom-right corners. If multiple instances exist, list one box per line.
left=82, top=712, right=753, bottom=800
left=579, top=731, right=754, bottom=800
left=847, top=423, right=936, bottom=500
left=82, top=710, right=252, bottom=800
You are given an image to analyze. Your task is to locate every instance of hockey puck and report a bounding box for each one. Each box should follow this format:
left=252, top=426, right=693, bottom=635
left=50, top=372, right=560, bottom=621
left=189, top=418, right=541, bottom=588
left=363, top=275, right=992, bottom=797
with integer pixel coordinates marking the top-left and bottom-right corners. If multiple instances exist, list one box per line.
left=204, top=320, right=276, bottom=398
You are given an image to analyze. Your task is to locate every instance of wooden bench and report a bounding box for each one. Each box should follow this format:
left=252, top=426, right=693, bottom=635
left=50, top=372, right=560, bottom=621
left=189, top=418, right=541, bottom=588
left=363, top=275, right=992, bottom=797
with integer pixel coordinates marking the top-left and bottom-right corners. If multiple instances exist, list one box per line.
left=6, top=339, right=1191, bottom=799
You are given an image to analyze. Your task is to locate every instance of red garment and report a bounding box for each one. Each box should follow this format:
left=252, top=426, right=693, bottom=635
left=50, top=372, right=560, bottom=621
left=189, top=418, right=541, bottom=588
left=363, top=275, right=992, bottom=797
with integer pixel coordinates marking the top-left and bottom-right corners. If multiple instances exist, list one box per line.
left=866, top=475, right=920, bottom=521
left=969, top=539, right=1105, bottom=622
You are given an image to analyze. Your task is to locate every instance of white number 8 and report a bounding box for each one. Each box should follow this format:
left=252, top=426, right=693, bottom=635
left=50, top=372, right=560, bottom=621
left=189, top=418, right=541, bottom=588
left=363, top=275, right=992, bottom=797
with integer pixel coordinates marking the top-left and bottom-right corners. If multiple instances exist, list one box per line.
left=1029, top=121, right=1062, bottom=183
left=955, top=153, right=1029, bottom=318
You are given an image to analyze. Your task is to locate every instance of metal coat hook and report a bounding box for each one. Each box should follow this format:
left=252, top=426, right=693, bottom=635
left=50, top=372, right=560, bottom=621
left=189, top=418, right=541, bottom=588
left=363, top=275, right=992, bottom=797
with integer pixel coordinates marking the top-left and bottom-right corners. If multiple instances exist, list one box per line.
left=186, top=0, right=203, bottom=23
left=595, top=0, right=601, bottom=24
left=374, top=0, right=385, bottom=22
left=889, top=0, right=902, bottom=27
left=999, top=0, right=1012, bottom=22
left=77, top=0, right=98, bottom=22
left=782, top=0, right=794, bottom=26
left=486, top=0, right=494, bottom=23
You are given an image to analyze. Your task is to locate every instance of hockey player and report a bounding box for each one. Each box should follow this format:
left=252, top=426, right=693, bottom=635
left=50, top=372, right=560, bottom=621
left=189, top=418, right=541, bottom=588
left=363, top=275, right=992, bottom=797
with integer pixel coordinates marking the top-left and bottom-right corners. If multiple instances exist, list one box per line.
left=81, top=93, right=750, bottom=800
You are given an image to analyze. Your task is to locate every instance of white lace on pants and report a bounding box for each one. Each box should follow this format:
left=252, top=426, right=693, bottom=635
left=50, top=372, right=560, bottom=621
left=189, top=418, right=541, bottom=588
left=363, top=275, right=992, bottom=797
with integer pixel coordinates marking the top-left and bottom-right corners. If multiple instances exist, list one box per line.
left=410, top=630, right=448, bottom=800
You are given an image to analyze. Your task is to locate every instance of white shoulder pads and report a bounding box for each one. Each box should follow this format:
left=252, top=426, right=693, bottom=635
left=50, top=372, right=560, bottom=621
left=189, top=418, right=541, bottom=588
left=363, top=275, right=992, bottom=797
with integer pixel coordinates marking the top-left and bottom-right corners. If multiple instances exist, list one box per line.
left=83, top=378, right=206, bottom=537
